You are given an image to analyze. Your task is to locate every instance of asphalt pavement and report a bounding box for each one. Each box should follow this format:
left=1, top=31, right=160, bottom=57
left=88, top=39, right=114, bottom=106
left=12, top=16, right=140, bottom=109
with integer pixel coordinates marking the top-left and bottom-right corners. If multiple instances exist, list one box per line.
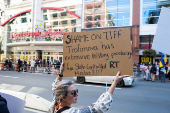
left=0, top=71, right=170, bottom=113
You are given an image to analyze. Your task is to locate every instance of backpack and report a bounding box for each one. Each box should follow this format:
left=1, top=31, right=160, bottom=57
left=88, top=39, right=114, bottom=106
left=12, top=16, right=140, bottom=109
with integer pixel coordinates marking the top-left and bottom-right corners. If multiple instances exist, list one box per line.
left=0, top=95, right=10, bottom=113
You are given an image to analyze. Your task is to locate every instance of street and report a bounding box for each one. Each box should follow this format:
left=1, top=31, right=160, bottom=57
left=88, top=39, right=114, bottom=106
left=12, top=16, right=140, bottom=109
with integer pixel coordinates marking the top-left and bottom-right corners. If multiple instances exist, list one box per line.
left=0, top=71, right=170, bottom=113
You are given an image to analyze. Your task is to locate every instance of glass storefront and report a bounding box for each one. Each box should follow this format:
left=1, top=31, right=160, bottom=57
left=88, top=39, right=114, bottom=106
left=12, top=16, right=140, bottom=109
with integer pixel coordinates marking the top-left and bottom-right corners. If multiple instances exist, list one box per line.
left=84, top=0, right=131, bottom=28
left=142, top=0, right=170, bottom=25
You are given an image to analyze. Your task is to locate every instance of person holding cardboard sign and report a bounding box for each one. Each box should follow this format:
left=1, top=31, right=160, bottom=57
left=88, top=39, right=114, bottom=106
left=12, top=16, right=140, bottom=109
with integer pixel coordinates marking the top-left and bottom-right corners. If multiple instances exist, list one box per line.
left=49, top=63, right=129, bottom=113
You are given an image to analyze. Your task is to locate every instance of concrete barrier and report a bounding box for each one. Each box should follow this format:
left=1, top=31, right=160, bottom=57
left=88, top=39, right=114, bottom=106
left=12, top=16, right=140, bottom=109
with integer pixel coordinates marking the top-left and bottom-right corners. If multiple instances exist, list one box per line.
left=0, top=89, right=51, bottom=112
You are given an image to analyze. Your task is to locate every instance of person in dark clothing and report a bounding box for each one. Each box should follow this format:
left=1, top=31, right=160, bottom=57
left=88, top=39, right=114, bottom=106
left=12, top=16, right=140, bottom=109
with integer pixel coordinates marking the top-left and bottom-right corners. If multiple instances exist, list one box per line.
left=24, top=59, right=27, bottom=71
left=9, top=58, right=13, bottom=71
left=0, top=95, right=10, bottom=113
left=53, top=59, right=61, bottom=74
left=47, top=59, right=50, bottom=67
left=18, top=59, right=22, bottom=72
left=168, top=64, right=170, bottom=82
left=150, top=64, right=157, bottom=82
left=137, top=63, right=140, bottom=76
left=4, top=58, right=9, bottom=69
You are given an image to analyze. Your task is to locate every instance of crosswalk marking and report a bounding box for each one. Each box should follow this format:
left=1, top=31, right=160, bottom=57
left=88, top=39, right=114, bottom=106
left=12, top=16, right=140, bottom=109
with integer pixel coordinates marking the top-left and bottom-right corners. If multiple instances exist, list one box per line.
left=26, top=87, right=48, bottom=94
left=0, top=83, right=25, bottom=92
left=0, top=84, right=11, bottom=89
left=0, top=75, right=19, bottom=79
left=6, top=85, right=25, bottom=92
left=0, top=83, right=48, bottom=94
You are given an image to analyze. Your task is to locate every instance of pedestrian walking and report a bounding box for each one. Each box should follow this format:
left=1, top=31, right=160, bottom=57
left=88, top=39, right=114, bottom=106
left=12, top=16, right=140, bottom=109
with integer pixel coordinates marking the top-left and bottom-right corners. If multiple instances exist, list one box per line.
left=4, top=58, right=9, bottom=70
left=160, top=66, right=166, bottom=83
left=9, top=58, right=13, bottom=71
left=48, top=63, right=129, bottom=113
left=17, top=59, right=22, bottom=72
left=24, top=59, right=27, bottom=71
left=141, top=64, right=146, bottom=78
left=150, top=64, right=157, bottom=82
left=146, top=65, right=150, bottom=81
left=53, top=59, right=61, bottom=75
left=30, top=59, right=35, bottom=73
left=137, top=63, right=141, bottom=76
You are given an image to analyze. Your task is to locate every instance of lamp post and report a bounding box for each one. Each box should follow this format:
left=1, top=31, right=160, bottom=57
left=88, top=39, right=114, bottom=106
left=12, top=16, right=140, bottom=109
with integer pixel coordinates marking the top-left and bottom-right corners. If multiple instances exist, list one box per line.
left=149, top=34, right=151, bottom=64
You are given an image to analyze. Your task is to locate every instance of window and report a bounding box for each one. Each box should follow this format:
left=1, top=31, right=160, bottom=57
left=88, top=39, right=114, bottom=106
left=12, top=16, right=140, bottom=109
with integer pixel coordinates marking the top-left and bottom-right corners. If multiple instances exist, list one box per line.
left=21, top=18, right=27, bottom=23
left=142, top=17, right=159, bottom=24
left=70, top=7, right=75, bottom=10
left=86, top=22, right=92, bottom=28
left=30, top=19, right=31, bottom=22
left=53, top=13, right=57, bottom=18
left=61, top=12, right=67, bottom=17
left=71, top=11, right=75, bottom=13
left=142, top=0, right=170, bottom=25
left=53, top=21, right=58, bottom=25
left=86, top=16, right=92, bottom=21
left=21, top=13, right=26, bottom=16
left=43, top=15, right=48, bottom=20
left=71, top=19, right=76, bottom=24
left=87, top=5, right=93, bottom=9
left=140, top=36, right=154, bottom=43
left=86, top=24, right=92, bottom=28
left=94, top=15, right=100, bottom=21
left=61, top=20, right=67, bottom=25
left=72, top=27, right=76, bottom=32
left=43, top=10, right=47, bottom=13
left=94, top=23, right=100, bottom=27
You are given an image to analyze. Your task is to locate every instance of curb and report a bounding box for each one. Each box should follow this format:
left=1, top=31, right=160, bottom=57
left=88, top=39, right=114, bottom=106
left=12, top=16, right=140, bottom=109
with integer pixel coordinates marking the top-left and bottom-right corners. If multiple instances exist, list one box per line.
left=0, top=89, right=51, bottom=112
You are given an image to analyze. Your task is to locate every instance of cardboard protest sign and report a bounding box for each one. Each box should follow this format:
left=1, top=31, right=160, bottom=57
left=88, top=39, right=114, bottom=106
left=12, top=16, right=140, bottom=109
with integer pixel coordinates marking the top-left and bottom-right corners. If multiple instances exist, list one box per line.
left=152, top=7, right=170, bottom=55
left=63, top=28, right=133, bottom=77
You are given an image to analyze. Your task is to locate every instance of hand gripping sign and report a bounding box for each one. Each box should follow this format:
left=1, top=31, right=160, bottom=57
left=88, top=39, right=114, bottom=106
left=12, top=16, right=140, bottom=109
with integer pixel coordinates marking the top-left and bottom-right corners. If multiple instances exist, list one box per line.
left=63, top=28, right=133, bottom=77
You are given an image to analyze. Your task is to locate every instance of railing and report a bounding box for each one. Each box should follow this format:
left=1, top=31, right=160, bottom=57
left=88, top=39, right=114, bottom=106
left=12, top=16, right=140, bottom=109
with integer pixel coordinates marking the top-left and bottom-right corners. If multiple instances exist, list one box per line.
left=1, top=63, right=140, bottom=76
left=0, top=63, right=61, bottom=75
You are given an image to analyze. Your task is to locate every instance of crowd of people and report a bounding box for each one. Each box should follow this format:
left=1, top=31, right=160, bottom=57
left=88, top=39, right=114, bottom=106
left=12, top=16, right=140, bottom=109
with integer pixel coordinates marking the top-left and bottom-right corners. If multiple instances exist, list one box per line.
left=3, top=57, right=61, bottom=74
left=134, top=62, right=170, bottom=82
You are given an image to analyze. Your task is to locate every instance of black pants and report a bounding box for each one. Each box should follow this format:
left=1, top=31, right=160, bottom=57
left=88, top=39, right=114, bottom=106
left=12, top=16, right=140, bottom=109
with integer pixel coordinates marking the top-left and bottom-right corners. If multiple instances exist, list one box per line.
left=18, top=66, right=21, bottom=72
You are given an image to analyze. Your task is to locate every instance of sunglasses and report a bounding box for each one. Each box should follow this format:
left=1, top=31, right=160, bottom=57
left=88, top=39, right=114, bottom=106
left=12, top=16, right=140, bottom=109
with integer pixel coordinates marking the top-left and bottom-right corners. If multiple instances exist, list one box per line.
left=70, top=89, right=78, bottom=97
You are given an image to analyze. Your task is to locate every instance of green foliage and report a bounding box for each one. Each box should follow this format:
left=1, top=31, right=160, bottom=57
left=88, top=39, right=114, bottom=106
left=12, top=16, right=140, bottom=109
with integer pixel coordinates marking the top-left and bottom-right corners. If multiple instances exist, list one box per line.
left=142, top=49, right=156, bottom=58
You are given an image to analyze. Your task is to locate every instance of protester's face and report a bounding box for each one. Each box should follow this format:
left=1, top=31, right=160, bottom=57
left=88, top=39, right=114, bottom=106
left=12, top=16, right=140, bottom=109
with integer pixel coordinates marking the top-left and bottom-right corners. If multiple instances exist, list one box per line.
left=65, top=84, right=78, bottom=104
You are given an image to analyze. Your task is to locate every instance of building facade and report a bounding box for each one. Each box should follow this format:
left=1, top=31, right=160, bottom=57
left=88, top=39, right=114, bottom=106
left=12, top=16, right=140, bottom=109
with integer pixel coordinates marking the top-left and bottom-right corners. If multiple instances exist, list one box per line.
left=82, top=0, right=170, bottom=64
left=0, top=0, right=5, bottom=61
left=0, top=0, right=82, bottom=64
left=1, top=0, right=170, bottom=64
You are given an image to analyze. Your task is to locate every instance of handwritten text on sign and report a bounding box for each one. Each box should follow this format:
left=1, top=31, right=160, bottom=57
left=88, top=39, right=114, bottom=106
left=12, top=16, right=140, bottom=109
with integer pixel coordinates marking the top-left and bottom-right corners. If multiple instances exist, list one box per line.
left=63, top=28, right=133, bottom=77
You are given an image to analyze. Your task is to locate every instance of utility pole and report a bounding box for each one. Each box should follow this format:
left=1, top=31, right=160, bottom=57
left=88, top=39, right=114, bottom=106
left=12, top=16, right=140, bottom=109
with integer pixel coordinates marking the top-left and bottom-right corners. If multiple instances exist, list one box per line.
left=149, top=34, right=151, bottom=64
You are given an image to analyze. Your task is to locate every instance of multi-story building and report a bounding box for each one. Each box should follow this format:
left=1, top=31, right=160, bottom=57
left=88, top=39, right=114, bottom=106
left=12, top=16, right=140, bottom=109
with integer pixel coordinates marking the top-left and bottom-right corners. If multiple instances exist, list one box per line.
left=1, top=0, right=170, bottom=64
left=0, top=0, right=5, bottom=61
left=0, top=0, right=82, bottom=64
left=82, top=0, right=170, bottom=64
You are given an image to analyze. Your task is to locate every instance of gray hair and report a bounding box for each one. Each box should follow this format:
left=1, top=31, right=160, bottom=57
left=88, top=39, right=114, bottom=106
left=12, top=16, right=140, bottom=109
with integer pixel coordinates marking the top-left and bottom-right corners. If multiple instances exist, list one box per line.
left=52, top=80, right=74, bottom=113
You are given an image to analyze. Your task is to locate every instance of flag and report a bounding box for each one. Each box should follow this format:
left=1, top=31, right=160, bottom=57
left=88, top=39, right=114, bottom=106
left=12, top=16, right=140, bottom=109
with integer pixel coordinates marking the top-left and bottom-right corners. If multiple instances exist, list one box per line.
left=159, top=53, right=164, bottom=68
left=164, top=54, right=167, bottom=63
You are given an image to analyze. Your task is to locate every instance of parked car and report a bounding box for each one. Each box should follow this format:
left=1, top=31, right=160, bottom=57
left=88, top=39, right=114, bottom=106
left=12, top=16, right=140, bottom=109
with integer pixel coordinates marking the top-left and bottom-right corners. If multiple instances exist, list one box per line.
left=73, top=76, right=134, bottom=87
